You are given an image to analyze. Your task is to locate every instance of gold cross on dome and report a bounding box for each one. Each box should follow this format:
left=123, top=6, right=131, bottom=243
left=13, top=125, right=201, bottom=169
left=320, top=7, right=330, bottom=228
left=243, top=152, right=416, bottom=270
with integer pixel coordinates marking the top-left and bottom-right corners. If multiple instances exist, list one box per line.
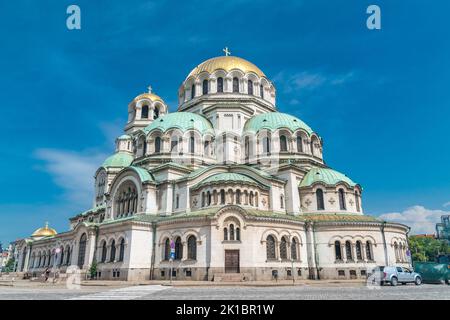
left=147, top=85, right=153, bottom=93
left=223, top=47, right=231, bottom=56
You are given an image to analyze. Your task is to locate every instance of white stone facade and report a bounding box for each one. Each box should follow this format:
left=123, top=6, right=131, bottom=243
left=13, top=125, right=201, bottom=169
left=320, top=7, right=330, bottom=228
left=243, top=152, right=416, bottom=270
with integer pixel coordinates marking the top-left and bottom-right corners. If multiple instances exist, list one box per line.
left=13, top=55, right=411, bottom=281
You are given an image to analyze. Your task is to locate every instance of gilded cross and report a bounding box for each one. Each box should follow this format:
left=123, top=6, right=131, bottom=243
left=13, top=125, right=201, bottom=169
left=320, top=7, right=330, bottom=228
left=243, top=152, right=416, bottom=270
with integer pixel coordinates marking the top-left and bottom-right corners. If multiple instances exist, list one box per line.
left=147, top=85, right=153, bottom=94
left=223, top=47, right=231, bottom=56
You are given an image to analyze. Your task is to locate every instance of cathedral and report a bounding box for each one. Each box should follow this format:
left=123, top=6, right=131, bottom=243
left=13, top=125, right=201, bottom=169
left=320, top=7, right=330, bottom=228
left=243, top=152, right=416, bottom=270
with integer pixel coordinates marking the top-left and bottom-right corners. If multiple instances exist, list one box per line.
left=14, top=53, right=411, bottom=281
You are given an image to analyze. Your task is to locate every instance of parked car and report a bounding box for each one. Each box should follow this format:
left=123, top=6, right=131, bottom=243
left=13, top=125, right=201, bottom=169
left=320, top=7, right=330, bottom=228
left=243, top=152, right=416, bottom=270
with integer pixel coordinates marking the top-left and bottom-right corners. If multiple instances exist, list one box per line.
left=371, top=266, right=422, bottom=286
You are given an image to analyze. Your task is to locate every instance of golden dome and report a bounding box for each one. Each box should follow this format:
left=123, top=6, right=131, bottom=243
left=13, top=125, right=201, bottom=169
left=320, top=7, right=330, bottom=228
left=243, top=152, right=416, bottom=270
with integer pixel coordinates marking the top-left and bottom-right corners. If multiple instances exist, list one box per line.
left=132, top=92, right=164, bottom=103
left=31, top=222, right=57, bottom=238
left=187, top=56, right=266, bottom=79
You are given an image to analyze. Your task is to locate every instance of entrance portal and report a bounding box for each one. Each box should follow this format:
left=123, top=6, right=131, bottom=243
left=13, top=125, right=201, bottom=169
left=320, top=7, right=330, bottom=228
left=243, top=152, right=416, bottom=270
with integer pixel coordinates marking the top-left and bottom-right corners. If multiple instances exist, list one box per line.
left=224, top=250, right=240, bottom=273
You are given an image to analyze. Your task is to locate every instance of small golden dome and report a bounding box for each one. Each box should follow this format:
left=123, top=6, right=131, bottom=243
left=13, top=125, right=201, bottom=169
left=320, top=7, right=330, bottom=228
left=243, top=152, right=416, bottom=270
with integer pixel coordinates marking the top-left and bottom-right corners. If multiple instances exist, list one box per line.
left=31, top=222, right=57, bottom=238
left=187, top=56, right=266, bottom=79
left=132, top=92, right=164, bottom=103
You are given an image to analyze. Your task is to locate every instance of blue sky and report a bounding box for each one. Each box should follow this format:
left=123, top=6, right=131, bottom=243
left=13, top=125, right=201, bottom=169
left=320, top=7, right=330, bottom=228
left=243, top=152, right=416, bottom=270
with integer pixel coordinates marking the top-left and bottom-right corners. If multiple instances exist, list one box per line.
left=1, top=0, right=449, bottom=244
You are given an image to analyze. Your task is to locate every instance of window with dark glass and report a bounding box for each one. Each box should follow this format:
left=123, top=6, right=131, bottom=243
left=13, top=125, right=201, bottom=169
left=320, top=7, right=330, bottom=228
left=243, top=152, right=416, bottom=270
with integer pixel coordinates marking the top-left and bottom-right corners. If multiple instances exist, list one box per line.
left=291, top=238, right=298, bottom=260
left=260, top=84, right=264, bottom=98
left=232, top=77, right=239, bottom=93
left=202, top=79, right=208, bottom=95
left=217, top=77, right=224, bottom=92
left=77, top=233, right=87, bottom=268
left=191, top=84, right=195, bottom=99
left=141, top=105, right=149, bottom=119
left=280, top=135, right=288, bottom=152
left=189, top=135, right=195, bottom=153
left=110, top=240, right=116, bottom=262
left=153, top=107, right=159, bottom=119
left=155, top=136, right=161, bottom=153
left=118, top=239, right=125, bottom=262
left=280, top=237, right=288, bottom=260
left=236, top=227, right=240, bottom=241
left=223, top=227, right=228, bottom=241
left=164, top=238, right=170, bottom=260
left=230, top=224, right=235, bottom=241
left=335, top=241, right=342, bottom=260
left=345, top=241, right=353, bottom=261
left=101, top=241, right=107, bottom=263
left=366, top=241, right=373, bottom=260
left=296, top=135, right=303, bottom=152
left=262, top=136, right=270, bottom=154
left=339, top=189, right=346, bottom=210
left=175, top=237, right=182, bottom=260
left=356, top=241, right=362, bottom=260
left=248, top=80, right=253, bottom=95
left=187, top=236, right=197, bottom=260
left=220, top=189, right=225, bottom=204
left=316, top=189, right=325, bottom=210
left=266, top=235, right=276, bottom=260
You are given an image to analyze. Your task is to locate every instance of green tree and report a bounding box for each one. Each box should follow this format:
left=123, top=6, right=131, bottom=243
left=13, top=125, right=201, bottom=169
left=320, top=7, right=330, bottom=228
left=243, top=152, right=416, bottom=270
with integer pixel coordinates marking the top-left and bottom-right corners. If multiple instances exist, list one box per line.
left=89, top=260, right=97, bottom=279
left=409, top=236, right=450, bottom=262
left=4, top=258, right=15, bottom=272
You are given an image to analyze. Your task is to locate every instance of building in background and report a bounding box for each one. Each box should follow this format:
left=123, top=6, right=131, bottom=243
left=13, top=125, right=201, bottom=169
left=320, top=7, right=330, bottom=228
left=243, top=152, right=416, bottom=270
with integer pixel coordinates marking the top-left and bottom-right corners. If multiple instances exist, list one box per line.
left=436, top=215, right=450, bottom=242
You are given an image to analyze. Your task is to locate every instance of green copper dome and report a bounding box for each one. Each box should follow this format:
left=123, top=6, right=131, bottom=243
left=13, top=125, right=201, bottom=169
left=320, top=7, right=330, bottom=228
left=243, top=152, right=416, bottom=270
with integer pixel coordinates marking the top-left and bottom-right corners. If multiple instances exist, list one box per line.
left=117, top=134, right=131, bottom=140
left=299, top=167, right=358, bottom=188
left=244, top=112, right=313, bottom=134
left=193, top=172, right=266, bottom=189
left=102, top=152, right=134, bottom=168
left=144, top=112, right=213, bottom=134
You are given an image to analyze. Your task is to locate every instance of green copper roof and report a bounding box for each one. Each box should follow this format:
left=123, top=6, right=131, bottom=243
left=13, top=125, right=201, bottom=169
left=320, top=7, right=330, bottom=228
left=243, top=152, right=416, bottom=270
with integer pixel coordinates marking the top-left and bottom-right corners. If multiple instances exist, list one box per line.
left=193, top=172, right=266, bottom=189
left=102, top=152, right=134, bottom=168
left=128, top=166, right=154, bottom=183
left=299, top=167, right=358, bottom=188
left=144, top=112, right=213, bottom=134
left=244, top=112, right=313, bottom=134
left=117, top=134, right=131, bottom=140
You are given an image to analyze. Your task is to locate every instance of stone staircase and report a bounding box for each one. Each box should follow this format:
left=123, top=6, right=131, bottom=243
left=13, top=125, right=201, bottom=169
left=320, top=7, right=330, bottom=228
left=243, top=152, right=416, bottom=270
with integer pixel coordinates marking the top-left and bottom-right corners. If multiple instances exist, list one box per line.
left=213, top=273, right=251, bottom=282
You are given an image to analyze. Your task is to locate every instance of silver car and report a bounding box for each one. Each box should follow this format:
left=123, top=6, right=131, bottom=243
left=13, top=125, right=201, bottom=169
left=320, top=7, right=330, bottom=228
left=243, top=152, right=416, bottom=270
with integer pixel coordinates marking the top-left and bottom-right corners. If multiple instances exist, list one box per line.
left=371, top=266, right=422, bottom=286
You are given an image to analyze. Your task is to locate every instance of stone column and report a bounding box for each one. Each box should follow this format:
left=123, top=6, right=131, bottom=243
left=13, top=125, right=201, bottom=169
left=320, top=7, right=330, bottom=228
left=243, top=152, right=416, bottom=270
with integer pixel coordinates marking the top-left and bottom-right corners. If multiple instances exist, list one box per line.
left=341, top=244, right=347, bottom=263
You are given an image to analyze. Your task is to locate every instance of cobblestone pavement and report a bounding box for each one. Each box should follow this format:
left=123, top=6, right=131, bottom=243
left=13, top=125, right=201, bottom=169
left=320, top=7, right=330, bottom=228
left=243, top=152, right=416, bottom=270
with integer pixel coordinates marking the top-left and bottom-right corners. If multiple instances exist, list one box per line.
left=0, top=283, right=448, bottom=300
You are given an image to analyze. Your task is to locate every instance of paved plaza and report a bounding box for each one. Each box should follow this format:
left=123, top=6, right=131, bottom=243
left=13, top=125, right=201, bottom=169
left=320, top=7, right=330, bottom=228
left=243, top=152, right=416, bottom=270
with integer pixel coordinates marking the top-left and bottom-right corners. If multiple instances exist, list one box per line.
left=0, top=281, right=448, bottom=300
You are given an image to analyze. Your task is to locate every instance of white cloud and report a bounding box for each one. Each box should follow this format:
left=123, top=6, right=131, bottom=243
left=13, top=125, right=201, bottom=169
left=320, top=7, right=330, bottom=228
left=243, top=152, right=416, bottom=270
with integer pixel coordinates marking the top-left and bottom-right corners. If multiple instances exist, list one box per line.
left=34, top=148, right=108, bottom=204
left=379, top=205, right=448, bottom=235
left=443, top=202, right=450, bottom=208
left=273, top=70, right=356, bottom=94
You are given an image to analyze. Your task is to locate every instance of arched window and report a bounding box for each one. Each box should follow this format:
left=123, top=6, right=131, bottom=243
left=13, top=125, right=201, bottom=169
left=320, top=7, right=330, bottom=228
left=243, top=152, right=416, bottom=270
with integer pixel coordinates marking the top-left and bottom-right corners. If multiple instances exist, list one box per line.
left=244, top=136, right=250, bottom=159
left=345, top=241, right=353, bottom=261
left=356, top=241, right=363, bottom=260
left=164, top=238, right=170, bottom=261
left=230, top=224, right=235, bottom=241
left=153, top=106, right=160, bottom=119
left=291, top=238, right=298, bottom=260
left=236, top=190, right=241, bottom=204
left=280, top=135, right=288, bottom=152
left=110, top=240, right=116, bottom=262
left=280, top=237, right=288, bottom=260
left=202, top=79, right=208, bottom=95
left=175, top=237, right=182, bottom=260
left=316, top=189, right=325, bottom=210
left=247, top=80, right=253, bottom=95
left=296, top=135, right=303, bottom=152
left=394, top=242, right=399, bottom=261
left=223, top=228, right=228, bottom=241
left=249, top=192, right=254, bottom=206
left=262, top=136, right=271, bottom=154
left=77, top=233, right=87, bottom=268
left=260, top=84, right=264, bottom=98
left=232, top=77, right=239, bottom=93
left=207, top=191, right=211, bottom=206
left=171, top=136, right=178, bottom=152
left=220, top=189, right=225, bottom=204
left=366, top=241, right=373, bottom=261
left=189, top=135, right=195, bottom=154
left=187, top=235, right=197, bottom=260
left=355, top=191, right=361, bottom=212
left=59, top=247, right=64, bottom=266
left=201, top=192, right=205, bottom=207
left=141, top=105, right=149, bottom=119
left=191, top=84, right=196, bottom=99
left=339, top=189, right=346, bottom=210
left=154, top=136, right=161, bottom=153
left=66, top=247, right=71, bottom=265
left=101, top=241, right=107, bottom=263
left=236, top=227, right=240, bottom=241
left=204, top=140, right=210, bottom=156
left=335, top=241, right=342, bottom=260
left=118, top=238, right=125, bottom=262
left=217, top=77, right=224, bottom=92
left=280, top=195, right=284, bottom=209
left=266, top=235, right=276, bottom=260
